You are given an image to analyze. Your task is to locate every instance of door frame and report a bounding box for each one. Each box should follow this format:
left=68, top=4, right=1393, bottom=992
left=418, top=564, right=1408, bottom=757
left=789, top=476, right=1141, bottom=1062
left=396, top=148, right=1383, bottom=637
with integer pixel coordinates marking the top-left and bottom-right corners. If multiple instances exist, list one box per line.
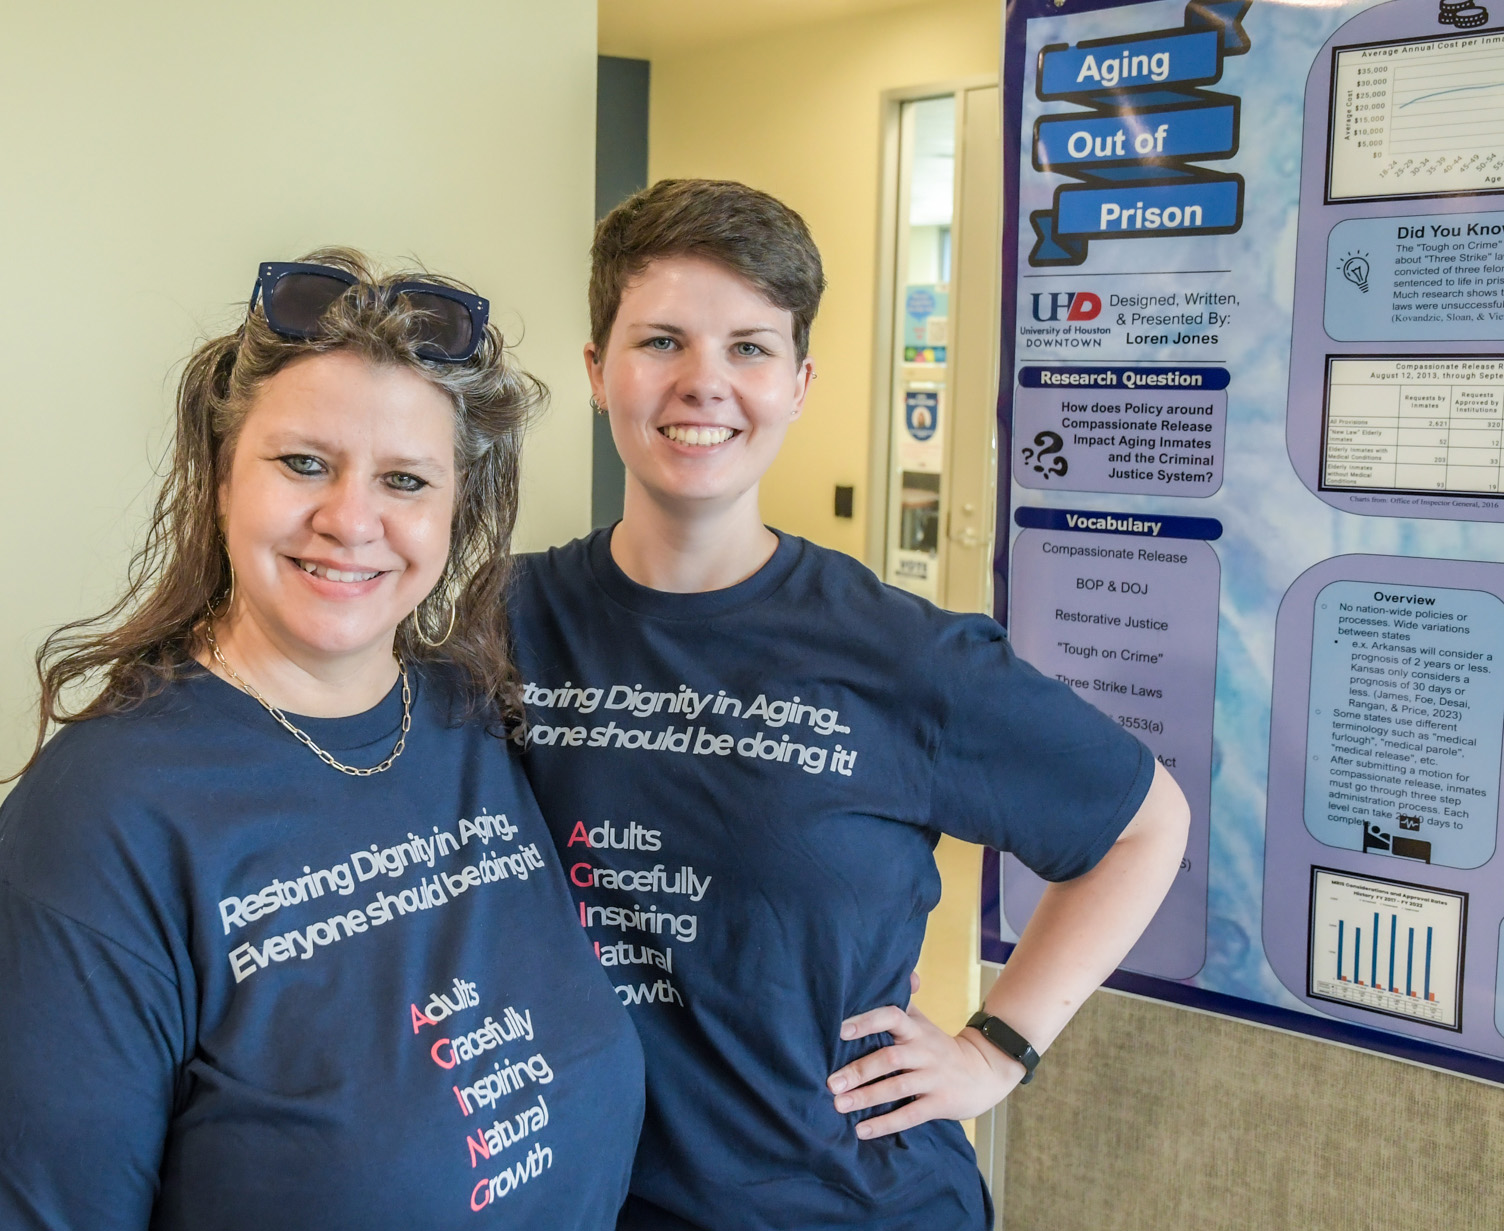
left=866, top=75, right=1001, bottom=611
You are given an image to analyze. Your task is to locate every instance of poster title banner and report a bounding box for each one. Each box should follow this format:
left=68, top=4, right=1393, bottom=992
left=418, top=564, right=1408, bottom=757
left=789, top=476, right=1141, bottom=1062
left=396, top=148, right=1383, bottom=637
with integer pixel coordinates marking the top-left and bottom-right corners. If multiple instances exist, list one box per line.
left=1029, top=1, right=1250, bottom=265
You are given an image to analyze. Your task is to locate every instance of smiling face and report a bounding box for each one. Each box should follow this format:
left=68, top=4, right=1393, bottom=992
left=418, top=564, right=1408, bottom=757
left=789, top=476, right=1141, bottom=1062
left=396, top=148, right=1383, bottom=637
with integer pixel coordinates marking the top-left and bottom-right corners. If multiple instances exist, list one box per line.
left=217, top=349, right=456, bottom=671
left=588, top=255, right=814, bottom=519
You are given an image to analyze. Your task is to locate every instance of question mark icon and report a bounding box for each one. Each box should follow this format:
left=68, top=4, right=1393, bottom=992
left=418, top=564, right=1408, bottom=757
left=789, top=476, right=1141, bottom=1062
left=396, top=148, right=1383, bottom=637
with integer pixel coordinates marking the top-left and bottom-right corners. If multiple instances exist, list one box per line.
left=1031, top=431, right=1068, bottom=478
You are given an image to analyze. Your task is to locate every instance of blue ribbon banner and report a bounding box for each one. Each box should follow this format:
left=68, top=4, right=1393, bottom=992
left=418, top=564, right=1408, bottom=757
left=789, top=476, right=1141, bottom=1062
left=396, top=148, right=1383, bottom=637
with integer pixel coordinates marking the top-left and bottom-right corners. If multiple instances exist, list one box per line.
left=1029, top=0, right=1250, bottom=267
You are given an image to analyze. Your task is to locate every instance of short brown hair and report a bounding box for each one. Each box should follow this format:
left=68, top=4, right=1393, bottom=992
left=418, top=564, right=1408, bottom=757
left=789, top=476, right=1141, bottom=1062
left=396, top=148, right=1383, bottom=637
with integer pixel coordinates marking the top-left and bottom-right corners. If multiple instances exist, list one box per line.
left=589, top=179, right=826, bottom=361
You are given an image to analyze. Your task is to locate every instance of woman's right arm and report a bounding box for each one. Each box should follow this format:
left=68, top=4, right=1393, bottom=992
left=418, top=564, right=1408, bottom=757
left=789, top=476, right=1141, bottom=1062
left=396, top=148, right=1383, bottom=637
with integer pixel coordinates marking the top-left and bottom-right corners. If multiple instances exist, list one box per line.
left=0, top=879, right=180, bottom=1229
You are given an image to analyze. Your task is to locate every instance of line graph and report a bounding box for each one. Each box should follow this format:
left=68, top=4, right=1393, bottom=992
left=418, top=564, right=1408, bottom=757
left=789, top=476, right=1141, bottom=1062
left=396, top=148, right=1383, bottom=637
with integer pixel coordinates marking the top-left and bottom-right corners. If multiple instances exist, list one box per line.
left=1330, top=33, right=1504, bottom=200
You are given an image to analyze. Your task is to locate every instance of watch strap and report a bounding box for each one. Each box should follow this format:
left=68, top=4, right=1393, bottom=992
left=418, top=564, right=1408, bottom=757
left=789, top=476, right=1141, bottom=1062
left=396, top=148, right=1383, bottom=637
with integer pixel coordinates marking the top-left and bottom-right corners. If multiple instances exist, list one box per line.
left=966, top=1010, right=1040, bottom=1084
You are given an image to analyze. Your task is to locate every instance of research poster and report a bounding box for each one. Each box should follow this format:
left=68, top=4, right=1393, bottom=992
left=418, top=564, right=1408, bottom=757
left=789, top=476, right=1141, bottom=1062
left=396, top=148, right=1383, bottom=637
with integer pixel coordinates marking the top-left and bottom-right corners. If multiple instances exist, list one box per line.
left=985, top=0, right=1504, bottom=1081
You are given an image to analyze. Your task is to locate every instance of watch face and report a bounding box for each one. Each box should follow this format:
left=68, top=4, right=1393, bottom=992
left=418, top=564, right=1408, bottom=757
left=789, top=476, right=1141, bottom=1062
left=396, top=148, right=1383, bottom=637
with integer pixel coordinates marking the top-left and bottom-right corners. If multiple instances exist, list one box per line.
left=971, top=1012, right=1038, bottom=1077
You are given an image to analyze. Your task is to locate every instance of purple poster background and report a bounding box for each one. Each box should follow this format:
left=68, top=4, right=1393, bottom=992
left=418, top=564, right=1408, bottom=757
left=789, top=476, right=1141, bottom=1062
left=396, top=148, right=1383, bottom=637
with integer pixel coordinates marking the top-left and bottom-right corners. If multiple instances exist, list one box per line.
left=981, top=848, right=1504, bottom=1082
left=988, top=0, right=1504, bottom=1086
left=1286, top=6, right=1504, bottom=523
left=1263, top=554, right=1504, bottom=1056
left=1003, top=526, right=1218, bottom=979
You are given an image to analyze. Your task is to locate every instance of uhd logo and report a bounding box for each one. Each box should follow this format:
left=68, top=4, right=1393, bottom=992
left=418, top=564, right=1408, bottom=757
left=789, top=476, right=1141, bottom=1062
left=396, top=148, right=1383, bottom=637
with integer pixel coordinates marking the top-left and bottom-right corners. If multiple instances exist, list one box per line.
left=1030, top=291, right=1101, bottom=322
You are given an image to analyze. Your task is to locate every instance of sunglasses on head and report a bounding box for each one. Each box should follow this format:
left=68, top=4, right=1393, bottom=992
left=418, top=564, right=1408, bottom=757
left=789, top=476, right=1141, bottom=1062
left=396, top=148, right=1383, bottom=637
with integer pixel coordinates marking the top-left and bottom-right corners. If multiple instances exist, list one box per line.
left=248, top=261, right=490, bottom=363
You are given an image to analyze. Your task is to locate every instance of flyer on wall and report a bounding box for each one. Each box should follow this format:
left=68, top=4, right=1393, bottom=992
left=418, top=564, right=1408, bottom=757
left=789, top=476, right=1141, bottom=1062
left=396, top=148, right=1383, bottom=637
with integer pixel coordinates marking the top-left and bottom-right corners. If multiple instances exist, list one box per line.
left=986, top=0, right=1504, bottom=1082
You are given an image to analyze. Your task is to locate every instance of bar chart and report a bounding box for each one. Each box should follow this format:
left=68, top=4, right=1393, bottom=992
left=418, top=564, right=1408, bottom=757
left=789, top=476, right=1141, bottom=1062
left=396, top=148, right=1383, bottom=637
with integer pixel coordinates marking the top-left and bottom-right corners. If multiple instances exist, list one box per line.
left=1309, top=867, right=1466, bottom=1029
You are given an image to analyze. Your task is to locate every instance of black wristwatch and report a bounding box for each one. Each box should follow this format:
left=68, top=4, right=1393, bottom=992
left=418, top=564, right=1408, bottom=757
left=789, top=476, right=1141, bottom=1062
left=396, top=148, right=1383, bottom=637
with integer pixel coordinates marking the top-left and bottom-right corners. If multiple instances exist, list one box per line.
left=966, top=1011, right=1040, bottom=1085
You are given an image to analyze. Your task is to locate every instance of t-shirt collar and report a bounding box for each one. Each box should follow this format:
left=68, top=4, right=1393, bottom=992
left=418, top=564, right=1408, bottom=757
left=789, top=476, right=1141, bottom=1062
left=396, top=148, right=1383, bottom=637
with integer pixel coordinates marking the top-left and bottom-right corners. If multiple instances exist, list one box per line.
left=183, top=662, right=414, bottom=752
left=585, top=525, right=803, bottom=621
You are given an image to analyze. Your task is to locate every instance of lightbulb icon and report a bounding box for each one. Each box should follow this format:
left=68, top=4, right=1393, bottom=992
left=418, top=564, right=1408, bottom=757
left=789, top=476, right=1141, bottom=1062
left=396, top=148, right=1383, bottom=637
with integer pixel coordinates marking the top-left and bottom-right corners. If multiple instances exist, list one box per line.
left=1341, top=253, right=1371, bottom=294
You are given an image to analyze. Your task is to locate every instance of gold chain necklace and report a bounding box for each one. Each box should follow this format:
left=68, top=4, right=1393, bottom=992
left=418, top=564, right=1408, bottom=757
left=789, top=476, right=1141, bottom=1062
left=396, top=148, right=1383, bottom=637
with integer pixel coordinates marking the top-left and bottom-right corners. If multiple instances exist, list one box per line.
left=204, top=622, right=412, bottom=777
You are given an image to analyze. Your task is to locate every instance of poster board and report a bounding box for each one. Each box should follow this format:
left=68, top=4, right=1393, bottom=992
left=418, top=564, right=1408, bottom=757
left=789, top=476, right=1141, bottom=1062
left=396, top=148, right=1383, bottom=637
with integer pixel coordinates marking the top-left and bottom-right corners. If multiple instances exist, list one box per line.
left=985, top=0, right=1504, bottom=1082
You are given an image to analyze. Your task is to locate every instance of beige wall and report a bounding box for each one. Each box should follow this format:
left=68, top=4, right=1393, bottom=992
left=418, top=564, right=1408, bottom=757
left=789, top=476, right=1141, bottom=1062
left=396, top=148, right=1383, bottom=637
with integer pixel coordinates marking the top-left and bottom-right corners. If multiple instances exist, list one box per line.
left=0, top=0, right=598, bottom=785
left=645, top=0, right=1001, bottom=562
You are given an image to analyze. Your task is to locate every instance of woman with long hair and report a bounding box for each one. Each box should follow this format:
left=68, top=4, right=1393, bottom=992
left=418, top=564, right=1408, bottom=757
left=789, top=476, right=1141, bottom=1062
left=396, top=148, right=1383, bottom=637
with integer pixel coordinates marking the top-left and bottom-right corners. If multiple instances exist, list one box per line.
left=0, top=251, right=642, bottom=1229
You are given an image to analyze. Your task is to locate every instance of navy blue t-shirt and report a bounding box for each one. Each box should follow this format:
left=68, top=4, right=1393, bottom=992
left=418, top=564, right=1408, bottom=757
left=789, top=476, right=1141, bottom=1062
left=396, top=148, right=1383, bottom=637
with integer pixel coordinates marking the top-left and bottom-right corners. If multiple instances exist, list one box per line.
left=0, top=666, right=643, bottom=1229
left=509, top=530, right=1154, bottom=1231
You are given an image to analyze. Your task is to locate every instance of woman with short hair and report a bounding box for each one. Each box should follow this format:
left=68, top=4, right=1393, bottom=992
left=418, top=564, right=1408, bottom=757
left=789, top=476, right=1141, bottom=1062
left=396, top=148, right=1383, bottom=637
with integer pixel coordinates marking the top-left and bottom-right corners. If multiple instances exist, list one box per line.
left=0, top=250, right=642, bottom=1229
left=510, top=180, right=1190, bottom=1229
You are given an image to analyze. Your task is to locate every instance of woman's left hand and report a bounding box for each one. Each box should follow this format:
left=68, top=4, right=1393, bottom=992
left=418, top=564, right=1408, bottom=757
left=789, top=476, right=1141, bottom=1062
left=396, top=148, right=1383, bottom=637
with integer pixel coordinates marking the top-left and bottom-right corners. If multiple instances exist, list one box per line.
left=826, top=1003, right=1025, bottom=1139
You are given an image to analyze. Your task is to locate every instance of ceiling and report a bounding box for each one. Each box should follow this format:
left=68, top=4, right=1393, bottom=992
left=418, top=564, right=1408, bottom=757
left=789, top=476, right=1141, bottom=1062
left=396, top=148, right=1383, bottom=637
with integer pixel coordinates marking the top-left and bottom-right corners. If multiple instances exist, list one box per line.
left=598, top=0, right=938, bottom=59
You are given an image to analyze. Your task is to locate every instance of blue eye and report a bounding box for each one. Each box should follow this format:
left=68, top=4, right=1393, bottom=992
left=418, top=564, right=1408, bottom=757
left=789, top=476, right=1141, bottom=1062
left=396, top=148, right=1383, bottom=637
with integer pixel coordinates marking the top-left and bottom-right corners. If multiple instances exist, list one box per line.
left=646, top=336, right=677, bottom=351
left=280, top=454, right=326, bottom=476
left=735, top=342, right=766, bottom=357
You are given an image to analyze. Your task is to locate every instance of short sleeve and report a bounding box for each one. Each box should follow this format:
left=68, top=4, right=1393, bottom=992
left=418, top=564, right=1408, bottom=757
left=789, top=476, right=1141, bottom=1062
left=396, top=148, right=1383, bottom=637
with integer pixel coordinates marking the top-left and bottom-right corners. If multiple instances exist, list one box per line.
left=0, top=881, right=182, bottom=1230
left=926, top=616, right=1156, bottom=881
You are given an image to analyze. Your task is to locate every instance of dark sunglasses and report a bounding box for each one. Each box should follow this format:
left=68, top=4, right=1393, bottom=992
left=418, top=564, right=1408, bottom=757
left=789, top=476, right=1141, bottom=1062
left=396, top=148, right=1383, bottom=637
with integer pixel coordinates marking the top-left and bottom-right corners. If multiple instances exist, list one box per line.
left=248, top=261, right=490, bottom=362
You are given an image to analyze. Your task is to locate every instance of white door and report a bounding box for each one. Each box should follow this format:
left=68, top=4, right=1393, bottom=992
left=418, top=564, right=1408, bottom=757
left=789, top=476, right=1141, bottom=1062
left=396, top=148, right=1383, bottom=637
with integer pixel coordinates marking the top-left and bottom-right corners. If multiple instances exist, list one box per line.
left=875, top=82, right=1001, bottom=614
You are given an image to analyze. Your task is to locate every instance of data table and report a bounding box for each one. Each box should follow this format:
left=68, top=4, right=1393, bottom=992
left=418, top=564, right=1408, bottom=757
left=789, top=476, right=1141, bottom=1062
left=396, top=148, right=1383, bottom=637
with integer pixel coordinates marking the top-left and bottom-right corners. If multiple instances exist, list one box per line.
left=1322, top=357, right=1504, bottom=495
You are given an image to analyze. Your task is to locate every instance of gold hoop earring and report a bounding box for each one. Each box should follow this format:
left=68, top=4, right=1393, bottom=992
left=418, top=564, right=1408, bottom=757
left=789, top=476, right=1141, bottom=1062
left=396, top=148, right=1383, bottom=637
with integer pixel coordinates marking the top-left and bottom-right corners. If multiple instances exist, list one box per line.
left=412, top=590, right=457, bottom=648
left=589, top=395, right=608, bottom=415
left=213, top=549, right=237, bottom=618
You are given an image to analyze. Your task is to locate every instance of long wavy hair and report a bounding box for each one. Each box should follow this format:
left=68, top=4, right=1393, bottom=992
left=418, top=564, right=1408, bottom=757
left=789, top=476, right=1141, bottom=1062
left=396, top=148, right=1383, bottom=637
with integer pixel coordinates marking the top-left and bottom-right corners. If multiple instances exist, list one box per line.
left=14, top=247, right=544, bottom=778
